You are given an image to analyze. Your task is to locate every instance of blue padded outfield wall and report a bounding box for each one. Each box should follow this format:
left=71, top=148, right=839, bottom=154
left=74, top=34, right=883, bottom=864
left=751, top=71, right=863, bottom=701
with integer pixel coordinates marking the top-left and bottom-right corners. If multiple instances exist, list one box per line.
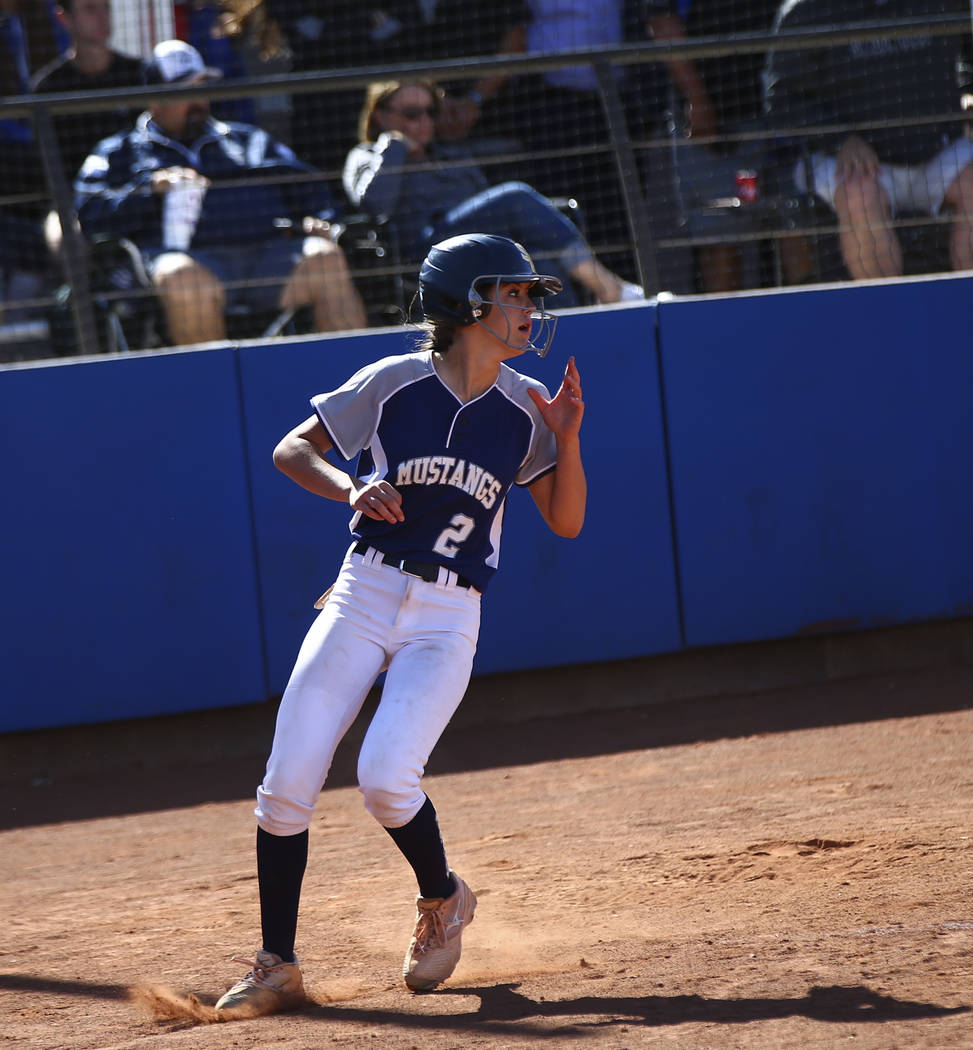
left=0, top=349, right=267, bottom=729
left=659, top=277, right=973, bottom=649
left=2, top=274, right=972, bottom=731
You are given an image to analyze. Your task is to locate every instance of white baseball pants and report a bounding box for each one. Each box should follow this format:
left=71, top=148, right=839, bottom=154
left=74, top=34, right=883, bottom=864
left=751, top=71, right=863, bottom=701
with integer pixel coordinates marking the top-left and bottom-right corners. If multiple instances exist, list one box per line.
left=255, top=544, right=481, bottom=836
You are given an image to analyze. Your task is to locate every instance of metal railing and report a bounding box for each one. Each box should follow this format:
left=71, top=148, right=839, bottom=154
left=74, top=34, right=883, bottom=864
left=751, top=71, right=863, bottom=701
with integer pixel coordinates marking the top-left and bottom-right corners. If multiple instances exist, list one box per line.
left=0, top=11, right=968, bottom=360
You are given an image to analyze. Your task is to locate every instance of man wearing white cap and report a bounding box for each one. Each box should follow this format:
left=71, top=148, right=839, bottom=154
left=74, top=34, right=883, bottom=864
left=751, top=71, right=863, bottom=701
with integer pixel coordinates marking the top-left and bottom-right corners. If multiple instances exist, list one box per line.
left=75, top=39, right=366, bottom=345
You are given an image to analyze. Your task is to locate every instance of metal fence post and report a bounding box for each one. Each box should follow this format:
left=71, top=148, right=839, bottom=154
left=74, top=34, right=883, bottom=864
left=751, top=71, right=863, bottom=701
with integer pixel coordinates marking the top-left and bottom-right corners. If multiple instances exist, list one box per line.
left=33, top=105, right=100, bottom=357
left=593, top=57, right=660, bottom=297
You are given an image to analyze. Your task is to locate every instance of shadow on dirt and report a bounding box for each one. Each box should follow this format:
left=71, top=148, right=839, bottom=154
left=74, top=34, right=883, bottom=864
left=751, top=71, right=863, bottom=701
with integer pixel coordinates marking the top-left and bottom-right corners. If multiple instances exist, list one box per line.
left=0, top=974, right=130, bottom=1000
left=444, top=982, right=971, bottom=1028
left=191, top=981, right=972, bottom=1034
left=307, top=981, right=970, bottom=1036
left=2, top=662, right=971, bottom=830
left=0, top=974, right=966, bottom=1035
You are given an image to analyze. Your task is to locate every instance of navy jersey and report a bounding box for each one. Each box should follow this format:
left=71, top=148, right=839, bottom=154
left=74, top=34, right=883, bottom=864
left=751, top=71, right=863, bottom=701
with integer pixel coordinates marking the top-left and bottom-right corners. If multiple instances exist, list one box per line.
left=311, top=349, right=557, bottom=593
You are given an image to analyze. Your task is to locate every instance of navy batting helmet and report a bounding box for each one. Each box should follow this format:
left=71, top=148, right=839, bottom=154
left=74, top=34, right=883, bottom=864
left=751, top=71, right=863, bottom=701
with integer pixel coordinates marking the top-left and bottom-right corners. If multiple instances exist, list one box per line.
left=418, top=234, right=563, bottom=327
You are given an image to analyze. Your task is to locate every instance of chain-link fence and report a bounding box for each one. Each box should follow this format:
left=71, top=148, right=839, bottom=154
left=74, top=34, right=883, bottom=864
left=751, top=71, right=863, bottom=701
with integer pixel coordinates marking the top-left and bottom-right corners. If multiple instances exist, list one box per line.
left=1, top=1, right=970, bottom=362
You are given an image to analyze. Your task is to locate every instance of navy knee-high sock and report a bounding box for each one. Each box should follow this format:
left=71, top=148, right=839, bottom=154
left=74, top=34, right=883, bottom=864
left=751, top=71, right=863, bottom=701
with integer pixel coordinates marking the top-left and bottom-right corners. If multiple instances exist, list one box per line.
left=384, top=795, right=454, bottom=900
left=256, top=826, right=308, bottom=963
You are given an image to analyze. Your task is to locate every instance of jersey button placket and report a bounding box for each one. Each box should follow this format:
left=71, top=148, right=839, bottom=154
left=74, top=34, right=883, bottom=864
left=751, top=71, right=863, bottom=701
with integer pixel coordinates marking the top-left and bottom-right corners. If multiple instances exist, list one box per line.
left=450, top=408, right=471, bottom=450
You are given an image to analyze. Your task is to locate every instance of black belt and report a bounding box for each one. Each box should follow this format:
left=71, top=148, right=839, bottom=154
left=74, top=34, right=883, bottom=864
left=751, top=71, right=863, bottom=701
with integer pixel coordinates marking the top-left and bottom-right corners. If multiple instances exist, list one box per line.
left=353, top=541, right=476, bottom=590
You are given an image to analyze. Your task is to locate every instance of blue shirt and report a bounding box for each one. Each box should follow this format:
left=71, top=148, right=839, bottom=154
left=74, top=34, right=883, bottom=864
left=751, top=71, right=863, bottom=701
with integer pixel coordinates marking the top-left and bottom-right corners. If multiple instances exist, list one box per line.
left=526, top=0, right=624, bottom=90
left=312, top=349, right=558, bottom=592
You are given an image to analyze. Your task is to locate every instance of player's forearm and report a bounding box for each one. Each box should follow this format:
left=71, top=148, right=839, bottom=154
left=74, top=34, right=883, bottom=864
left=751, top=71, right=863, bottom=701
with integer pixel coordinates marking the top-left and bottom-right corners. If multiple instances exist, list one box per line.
left=546, top=440, right=587, bottom=538
left=273, top=435, right=355, bottom=503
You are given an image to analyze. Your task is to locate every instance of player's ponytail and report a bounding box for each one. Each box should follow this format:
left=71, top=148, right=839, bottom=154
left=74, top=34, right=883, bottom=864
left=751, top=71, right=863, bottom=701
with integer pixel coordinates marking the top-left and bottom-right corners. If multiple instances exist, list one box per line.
left=414, top=320, right=458, bottom=356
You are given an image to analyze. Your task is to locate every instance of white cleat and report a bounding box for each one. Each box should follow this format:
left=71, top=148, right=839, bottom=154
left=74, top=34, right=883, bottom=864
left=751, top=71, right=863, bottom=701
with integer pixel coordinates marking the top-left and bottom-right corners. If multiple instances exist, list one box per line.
left=215, top=950, right=305, bottom=1019
left=403, top=871, right=476, bottom=992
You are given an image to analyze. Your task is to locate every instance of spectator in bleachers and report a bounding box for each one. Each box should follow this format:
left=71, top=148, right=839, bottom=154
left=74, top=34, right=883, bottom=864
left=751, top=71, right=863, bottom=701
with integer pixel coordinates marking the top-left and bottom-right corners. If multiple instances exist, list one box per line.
left=186, top=1, right=293, bottom=144
left=508, top=0, right=709, bottom=285
left=644, top=0, right=781, bottom=292
left=31, top=1, right=145, bottom=183
left=187, top=0, right=252, bottom=126
left=75, top=40, right=367, bottom=347
left=646, top=1, right=782, bottom=139
left=343, top=78, right=644, bottom=306
left=506, top=0, right=632, bottom=258
left=390, top=0, right=532, bottom=146
left=262, top=1, right=412, bottom=177
left=764, top=0, right=973, bottom=280
left=31, top=1, right=145, bottom=262
left=263, top=0, right=530, bottom=174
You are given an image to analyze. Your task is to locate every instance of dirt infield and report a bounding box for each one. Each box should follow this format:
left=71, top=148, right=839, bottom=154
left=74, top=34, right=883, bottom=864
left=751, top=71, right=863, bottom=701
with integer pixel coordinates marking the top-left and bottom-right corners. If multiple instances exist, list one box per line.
left=2, top=660, right=971, bottom=1050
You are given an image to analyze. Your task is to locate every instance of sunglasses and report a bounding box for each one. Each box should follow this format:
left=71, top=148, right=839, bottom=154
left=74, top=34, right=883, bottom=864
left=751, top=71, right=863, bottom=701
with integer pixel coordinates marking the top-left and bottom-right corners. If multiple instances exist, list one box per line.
left=384, top=105, right=436, bottom=121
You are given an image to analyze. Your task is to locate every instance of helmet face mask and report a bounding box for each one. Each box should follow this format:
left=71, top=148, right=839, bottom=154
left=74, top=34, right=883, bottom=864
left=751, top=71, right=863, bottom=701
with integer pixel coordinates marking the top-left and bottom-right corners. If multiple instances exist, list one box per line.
left=419, top=234, right=562, bottom=356
left=468, top=274, right=559, bottom=357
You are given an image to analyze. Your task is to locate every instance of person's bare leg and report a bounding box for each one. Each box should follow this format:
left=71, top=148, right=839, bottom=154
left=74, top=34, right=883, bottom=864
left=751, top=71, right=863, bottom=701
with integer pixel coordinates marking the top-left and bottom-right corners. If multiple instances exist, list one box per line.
left=943, top=161, right=973, bottom=272
left=280, top=238, right=367, bottom=332
left=778, top=234, right=815, bottom=285
left=698, top=243, right=742, bottom=292
left=568, top=257, right=632, bottom=303
left=153, top=252, right=226, bottom=345
left=833, top=173, right=901, bottom=279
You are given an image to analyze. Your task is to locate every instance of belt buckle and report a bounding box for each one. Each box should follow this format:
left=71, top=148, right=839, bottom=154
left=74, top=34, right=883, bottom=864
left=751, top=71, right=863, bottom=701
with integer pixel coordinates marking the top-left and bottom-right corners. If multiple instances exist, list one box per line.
left=396, top=558, right=427, bottom=581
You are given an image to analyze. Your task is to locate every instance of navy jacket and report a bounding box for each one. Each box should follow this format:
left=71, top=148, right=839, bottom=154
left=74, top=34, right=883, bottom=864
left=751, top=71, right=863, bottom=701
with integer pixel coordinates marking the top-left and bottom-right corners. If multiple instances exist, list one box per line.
left=75, top=112, right=340, bottom=247
left=343, top=134, right=489, bottom=253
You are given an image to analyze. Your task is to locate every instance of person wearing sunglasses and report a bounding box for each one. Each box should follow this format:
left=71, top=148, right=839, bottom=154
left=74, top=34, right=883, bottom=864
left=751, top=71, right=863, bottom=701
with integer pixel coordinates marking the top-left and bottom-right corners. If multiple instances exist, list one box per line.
left=343, top=78, right=644, bottom=307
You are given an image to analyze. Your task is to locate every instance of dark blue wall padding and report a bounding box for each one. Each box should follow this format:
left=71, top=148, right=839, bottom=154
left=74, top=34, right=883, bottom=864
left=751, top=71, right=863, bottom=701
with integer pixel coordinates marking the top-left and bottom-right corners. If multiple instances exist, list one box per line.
left=0, top=350, right=266, bottom=731
left=7, top=273, right=972, bottom=735
left=473, top=305, right=682, bottom=673
left=658, top=276, right=973, bottom=648
left=238, top=303, right=682, bottom=695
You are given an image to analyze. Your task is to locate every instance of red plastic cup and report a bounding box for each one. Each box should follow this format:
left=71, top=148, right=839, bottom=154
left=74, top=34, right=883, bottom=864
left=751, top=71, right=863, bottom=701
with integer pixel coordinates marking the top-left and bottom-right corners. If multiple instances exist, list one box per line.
left=736, top=169, right=759, bottom=204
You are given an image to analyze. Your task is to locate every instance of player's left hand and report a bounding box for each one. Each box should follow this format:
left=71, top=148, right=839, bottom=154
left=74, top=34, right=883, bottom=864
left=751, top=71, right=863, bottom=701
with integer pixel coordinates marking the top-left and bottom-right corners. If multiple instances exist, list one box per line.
left=350, top=480, right=405, bottom=523
left=527, top=357, right=584, bottom=441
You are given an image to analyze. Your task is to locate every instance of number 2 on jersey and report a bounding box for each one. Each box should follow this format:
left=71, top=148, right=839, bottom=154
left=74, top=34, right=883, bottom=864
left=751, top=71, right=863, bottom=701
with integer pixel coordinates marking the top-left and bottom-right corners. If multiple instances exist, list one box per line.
left=433, top=513, right=475, bottom=558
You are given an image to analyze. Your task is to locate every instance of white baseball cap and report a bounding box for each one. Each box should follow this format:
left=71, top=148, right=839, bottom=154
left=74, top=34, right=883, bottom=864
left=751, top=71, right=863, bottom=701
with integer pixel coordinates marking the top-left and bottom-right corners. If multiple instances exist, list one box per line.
left=145, top=40, right=223, bottom=85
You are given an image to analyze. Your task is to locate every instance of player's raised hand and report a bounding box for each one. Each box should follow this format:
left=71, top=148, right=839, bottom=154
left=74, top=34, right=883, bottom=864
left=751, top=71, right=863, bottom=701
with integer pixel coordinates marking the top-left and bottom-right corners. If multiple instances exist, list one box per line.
left=527, top=357, right=584, bottom=441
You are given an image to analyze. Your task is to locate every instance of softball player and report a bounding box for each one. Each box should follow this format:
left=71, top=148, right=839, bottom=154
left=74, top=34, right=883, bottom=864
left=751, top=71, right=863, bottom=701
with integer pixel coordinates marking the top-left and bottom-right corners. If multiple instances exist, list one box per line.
left=215, top=233, right=586, bottom=1018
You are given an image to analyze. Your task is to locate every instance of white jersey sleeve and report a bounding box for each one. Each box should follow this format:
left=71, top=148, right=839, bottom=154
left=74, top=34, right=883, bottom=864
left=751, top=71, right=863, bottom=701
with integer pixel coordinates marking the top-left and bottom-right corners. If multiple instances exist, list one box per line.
left=497, top=366, right=558, bottom=487
left=311, top=352, right=434, bottom=461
